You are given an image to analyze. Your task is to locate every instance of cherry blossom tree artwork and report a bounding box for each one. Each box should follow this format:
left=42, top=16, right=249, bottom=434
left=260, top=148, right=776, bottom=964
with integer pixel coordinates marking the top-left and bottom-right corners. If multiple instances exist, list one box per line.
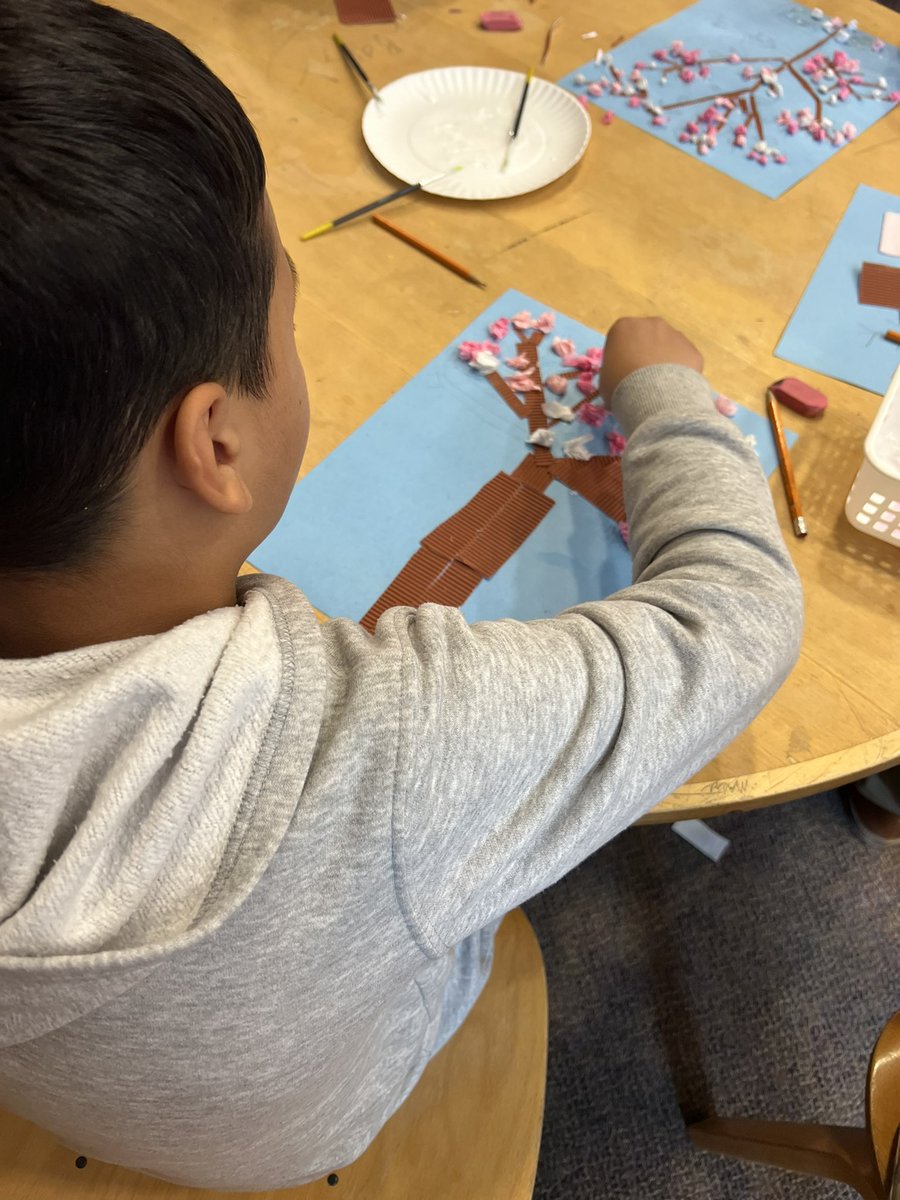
left=360, top=310, right=629, bottom=632
left=563, top=0, right=899, bottom=198
left=251, top=292, right=775, bottom=629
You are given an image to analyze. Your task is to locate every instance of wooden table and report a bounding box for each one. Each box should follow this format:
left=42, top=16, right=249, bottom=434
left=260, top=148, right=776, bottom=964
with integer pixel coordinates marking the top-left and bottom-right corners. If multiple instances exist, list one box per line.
left=130, top=0, right=900, bottom=820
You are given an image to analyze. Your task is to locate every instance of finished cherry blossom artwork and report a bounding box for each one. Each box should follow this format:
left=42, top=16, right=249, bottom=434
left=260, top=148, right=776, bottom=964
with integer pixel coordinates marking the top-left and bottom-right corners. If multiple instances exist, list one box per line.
left=560, top=0, right=900, bottom=198
left=252, top=291, right=794, bottom=626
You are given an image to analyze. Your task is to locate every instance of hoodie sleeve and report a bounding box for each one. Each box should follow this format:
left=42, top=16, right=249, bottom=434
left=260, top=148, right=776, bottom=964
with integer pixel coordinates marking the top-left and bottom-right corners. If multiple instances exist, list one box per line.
left=372, top=365, right=803, bottom=956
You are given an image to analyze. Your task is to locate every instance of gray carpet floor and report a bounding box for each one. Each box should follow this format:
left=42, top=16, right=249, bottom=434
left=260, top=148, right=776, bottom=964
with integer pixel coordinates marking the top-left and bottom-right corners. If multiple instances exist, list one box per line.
left=524, top=790, right=900, bottom=1199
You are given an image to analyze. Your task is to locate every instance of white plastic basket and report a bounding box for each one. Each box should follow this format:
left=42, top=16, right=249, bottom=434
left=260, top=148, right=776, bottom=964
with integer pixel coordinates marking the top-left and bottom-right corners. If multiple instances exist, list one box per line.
left=845, top=365, right=900, bottom=548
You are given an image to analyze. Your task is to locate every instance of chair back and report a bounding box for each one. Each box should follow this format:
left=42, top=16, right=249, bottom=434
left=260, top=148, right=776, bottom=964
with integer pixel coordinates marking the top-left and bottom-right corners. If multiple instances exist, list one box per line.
left=868, top=1010, right=900, bottom=1194
left=0, top=908, right=547, bottom=1200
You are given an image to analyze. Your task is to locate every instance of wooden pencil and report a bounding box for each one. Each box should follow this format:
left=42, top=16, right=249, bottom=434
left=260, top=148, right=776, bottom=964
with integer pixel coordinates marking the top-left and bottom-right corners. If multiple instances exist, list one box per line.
left=766, top=389, right=807, bottom=538
left=371, top=213, right=486, bottom=288
left=885, top=329, right=900, bottom=345
left=540, top=19, right=562, bottom=67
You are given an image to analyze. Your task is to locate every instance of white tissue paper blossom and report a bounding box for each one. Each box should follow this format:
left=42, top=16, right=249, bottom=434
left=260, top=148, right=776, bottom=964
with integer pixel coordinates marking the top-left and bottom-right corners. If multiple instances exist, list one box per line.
left=541, top=399, right=576, bottom=422
left=472, top=349, right=500, bottom=374
left=563, top=434, right=593, bottom=461
left=528, top=428, right=555, bottom=448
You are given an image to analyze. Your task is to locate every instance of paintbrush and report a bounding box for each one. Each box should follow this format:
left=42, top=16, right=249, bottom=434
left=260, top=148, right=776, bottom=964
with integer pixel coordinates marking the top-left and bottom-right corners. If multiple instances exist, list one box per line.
left=300, top=168, right=462, bottom=241
left=333, top=33, right=382, bottom=103
left=501, top=67, right=535, bottom=171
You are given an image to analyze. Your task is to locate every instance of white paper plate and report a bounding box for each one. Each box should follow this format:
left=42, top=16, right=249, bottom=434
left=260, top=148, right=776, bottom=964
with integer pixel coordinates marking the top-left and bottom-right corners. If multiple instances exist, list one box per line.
left=361, top=66, right=591, bottom=201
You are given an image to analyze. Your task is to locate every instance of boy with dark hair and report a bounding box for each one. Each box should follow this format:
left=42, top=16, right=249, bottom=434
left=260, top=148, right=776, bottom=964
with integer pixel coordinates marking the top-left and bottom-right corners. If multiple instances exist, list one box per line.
left=0, top=0, right=803, bottom=1189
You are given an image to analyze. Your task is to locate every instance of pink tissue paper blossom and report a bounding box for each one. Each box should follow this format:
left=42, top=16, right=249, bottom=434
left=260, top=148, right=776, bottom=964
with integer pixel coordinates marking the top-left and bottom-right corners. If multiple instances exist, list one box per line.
left=544, top=374, right=569, bottom=395
left=488, top=317, right=510, bottom=341
left=458, top=339, right=500, bottom=362
left=577, top=402, right=608, bottom=427
left=508, top=373, right=542, bottom=392
left=533, top=312, right=556, bottom=333
left=563, top=353, right=595, bottom=371
left=551, top=336, right=576, bottom=357
left=511, top=310, right=533, bottom=331
left=606, top=431, right=627, bottom=455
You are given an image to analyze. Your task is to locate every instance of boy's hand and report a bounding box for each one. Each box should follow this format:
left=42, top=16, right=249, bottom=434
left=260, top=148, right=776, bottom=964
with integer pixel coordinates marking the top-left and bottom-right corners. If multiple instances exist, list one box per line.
left=599, top=317, right=704, bottom=402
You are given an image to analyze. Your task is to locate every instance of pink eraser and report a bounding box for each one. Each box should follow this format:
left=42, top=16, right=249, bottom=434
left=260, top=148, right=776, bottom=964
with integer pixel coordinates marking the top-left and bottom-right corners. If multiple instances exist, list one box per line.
left=769, top=377, right=828, bottom=418
left=480, top=10, right=523, bottom=30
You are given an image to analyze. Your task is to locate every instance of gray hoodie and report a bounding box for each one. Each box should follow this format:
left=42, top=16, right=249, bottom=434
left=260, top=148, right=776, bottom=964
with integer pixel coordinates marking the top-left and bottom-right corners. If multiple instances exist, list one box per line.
left=0, top=366, right=803, bottom=1190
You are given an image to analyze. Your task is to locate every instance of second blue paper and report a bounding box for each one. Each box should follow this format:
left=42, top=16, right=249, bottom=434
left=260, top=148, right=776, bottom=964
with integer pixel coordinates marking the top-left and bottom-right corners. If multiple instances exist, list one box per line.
left=559, top=0, right=899, bottom=200
left=251, top=291, right=794, bottom=624
left=776, top=184, right=900, bottom=395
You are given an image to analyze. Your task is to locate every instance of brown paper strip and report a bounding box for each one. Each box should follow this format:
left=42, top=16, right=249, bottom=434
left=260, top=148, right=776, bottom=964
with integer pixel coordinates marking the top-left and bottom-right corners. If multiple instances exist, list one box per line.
left=859, top=261, right=900, bottom=309
left=334, top=0, right=396, bottom=24
left=423, top=473, right=520, bottom=560
left=511, top=452, right=553, bottom=491
left=455, top=484, right=554, bottom=577
left=360, top=546, right=481, bottom=632
left=549, top=457, right=626, bottom=523
left=486, top=371, right=529, bottom=419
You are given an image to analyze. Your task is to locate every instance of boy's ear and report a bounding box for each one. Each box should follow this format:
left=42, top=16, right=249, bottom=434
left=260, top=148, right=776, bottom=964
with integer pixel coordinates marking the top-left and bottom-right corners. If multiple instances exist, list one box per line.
left=171, top=383, right=253, bottom=515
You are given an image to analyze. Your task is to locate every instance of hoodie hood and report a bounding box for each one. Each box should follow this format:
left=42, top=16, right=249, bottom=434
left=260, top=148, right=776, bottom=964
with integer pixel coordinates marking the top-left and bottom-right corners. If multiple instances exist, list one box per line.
left=0, top=576, right=323, bottom=1046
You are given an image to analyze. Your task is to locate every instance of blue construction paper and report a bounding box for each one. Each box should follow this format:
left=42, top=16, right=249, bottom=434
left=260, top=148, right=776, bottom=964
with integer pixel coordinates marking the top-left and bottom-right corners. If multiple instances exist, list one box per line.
left=251, top=290, right=795, bottom=623
left=559, top=0, right=900, bottom=200
left=776, top=184, right=900, bottom=394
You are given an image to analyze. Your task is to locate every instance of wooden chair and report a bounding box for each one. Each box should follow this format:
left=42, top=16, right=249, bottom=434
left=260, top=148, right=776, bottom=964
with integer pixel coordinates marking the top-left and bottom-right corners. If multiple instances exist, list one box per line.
left=0, top=908, right=547, bottom=1200
left=689, top=1010, right=900, bottom=1200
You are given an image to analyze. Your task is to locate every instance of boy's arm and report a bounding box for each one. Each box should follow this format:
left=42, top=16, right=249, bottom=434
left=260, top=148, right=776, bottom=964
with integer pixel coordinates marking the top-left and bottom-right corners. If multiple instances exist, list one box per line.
left=372, top=329, right=803, bottom=956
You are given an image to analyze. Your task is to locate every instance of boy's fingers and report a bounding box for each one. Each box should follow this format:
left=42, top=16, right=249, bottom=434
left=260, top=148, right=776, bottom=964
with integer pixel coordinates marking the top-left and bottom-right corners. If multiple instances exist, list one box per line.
left=600, top=317, right=703, bottom=400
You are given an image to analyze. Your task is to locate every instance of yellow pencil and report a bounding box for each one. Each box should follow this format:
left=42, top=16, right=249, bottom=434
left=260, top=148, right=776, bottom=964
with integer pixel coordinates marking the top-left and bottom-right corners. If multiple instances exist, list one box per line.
left=766, top=389, right=807, bottom=538
left=372, top=213, right=487, bottom=288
